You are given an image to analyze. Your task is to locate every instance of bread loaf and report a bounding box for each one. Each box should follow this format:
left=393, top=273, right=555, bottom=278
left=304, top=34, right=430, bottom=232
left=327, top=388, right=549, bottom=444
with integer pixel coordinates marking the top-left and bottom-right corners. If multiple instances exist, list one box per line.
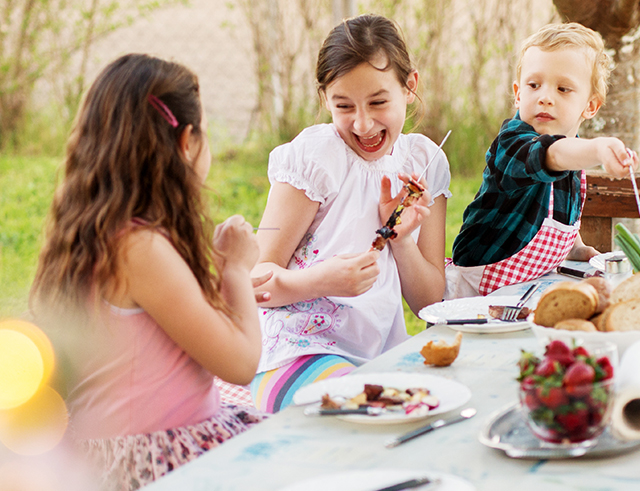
left=533, top=281, right=598, bottom=327
left=601, top=299, right=640, bottom=332
left=554, top=318, right=597, bottom=332
left=611, top=273, right=640, bottom=304
left=582, top=276, right=612, bottom=314
left=589, top=312, right=606, bottom=332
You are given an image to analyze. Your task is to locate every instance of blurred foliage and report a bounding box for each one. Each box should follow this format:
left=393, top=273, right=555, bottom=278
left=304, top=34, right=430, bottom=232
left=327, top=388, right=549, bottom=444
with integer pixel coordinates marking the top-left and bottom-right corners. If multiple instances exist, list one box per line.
left=0, top=147, right=482, bottom=335
left=0, top=0, right=186, bottom=152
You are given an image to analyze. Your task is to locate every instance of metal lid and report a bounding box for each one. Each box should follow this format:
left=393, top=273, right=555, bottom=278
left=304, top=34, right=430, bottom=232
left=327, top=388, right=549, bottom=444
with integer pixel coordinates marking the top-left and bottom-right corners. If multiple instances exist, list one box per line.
left=605, top=256, right=631, bottom=274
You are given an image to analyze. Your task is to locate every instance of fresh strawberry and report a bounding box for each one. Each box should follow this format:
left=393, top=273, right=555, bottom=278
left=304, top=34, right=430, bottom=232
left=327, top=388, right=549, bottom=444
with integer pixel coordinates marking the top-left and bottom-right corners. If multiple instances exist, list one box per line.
left=517, top=351, right=540, bottom=379
left=596, top=356, right=614, bottom=381
left=563, top=361, right=596, bottom=396
left=544, top=339, right=575, bottom=367
left=556, top=408, right=589, bottom=434
left=534, top=358, right=561, bottom=377
left=536, top=386, right=568, bottom=409
left=520, top=380, right=540, bottom=410
left=572, top=346, right=590, bottom=358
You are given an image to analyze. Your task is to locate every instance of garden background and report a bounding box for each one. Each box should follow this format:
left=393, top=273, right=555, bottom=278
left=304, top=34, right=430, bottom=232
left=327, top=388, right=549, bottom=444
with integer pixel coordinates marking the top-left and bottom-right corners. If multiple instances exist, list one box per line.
left=0, top=0, right=568, bottom=334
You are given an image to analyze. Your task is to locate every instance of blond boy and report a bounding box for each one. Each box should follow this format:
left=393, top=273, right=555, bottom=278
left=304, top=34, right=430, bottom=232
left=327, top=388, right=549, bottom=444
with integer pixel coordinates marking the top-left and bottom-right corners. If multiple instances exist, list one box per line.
left=449, top=23, right=638, bottom=298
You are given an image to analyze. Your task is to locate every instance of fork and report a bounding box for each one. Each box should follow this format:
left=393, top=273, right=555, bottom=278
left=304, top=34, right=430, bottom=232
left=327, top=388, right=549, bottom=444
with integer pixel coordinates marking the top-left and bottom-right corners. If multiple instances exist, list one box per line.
left=500, top=283, right=540, bottom=321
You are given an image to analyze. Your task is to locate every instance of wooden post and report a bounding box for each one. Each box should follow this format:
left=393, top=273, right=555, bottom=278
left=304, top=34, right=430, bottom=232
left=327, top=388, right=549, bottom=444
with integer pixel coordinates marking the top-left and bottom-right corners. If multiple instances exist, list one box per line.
left=582, top=169, right=640, bottom=252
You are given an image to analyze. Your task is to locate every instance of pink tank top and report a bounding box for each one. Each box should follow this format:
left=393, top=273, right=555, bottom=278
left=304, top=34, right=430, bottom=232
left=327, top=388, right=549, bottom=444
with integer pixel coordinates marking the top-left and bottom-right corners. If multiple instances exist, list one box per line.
left=67, top=303, right=220, bottom=439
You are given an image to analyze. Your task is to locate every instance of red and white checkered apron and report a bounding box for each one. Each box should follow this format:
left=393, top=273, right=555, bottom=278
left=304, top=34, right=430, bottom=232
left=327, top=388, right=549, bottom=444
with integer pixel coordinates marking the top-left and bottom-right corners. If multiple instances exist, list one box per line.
left=477, top=170, right=586, bottom=295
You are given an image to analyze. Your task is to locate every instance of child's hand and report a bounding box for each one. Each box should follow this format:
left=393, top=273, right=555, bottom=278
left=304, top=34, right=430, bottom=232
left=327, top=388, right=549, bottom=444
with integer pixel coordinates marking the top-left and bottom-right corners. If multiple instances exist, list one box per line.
left=566, top=244, right=599, bottom=261
left=379, top=173, right=431, bottom=241
left=252, top=271, right=273, bottom=303
left=597, top=137, right=638, bottom=178
left=315, top=251, right=380, bottom=297
left=566, top=233, right=599, bottom=261
left=213, top=215, right=259, bottom=272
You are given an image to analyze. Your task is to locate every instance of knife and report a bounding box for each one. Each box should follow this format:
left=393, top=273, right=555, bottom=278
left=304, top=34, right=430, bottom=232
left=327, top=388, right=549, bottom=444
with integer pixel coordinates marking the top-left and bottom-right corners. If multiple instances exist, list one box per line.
left=303, top=406, right=386, bottom=416
left=556, top=266, right=603, bottom=279
left=422, top=314, right=488, bottom=325
left=373, top=476, right=440, bottom=491
left=385, top=407, right=477, bottom=448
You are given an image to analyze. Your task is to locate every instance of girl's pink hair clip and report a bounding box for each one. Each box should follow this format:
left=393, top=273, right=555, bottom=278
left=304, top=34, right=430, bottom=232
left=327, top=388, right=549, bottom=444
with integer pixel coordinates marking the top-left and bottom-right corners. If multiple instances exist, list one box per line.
left=147, top=94, right=178, bottom=128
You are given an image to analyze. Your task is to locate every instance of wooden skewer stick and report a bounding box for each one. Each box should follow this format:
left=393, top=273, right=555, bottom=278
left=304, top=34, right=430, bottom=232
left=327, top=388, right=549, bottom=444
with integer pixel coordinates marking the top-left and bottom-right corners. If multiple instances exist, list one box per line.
left=370, top=130, right=451, bottom=251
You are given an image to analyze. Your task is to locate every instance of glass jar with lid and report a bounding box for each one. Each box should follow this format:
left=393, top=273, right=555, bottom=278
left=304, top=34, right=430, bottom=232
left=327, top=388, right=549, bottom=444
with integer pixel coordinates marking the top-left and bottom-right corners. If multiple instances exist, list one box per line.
left=605, top=256, right=632, bottom=289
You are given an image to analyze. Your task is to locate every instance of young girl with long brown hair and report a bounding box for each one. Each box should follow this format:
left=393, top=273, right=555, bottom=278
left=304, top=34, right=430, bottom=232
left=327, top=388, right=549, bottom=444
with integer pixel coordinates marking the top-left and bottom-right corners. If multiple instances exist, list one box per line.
left=250, top=14, right=451, bottom=413
left=31, top=53, right=267, bottom=490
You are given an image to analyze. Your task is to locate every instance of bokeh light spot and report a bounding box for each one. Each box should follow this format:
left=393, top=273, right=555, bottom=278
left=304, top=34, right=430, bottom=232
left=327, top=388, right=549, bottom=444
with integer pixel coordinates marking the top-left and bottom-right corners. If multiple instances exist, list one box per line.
left=0, top=330, right=44, bottom=410
left=0, top=319, right=55, bottom=388
left=0, top=386, right=69, bottom=456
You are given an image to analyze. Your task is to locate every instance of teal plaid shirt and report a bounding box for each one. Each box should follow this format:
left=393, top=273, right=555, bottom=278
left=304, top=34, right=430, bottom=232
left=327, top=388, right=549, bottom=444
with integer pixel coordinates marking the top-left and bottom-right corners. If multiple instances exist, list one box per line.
left=452, top=113, right=582, bottom=267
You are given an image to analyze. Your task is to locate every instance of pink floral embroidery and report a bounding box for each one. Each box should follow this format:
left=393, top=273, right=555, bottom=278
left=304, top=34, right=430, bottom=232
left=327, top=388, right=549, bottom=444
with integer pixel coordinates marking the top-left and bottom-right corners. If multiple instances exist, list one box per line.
left=292, top=233, right=320, bottom=269
left=261, top=297, right=349, bottom=353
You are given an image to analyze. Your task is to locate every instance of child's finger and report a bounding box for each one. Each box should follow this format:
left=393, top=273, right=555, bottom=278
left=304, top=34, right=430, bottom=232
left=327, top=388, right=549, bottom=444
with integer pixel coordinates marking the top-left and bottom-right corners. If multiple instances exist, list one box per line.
left=251, top=271, right=273, bottom=288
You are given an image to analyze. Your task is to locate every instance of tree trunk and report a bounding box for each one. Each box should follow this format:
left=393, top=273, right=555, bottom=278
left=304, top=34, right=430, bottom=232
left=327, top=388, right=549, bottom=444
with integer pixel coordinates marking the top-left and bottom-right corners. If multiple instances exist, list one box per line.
left=553, top=1, right=640, bottom=148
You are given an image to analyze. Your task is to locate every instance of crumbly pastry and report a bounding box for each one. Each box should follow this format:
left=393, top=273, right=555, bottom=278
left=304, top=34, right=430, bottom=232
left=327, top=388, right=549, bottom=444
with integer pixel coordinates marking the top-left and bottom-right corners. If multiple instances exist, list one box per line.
left=582, top=276, right=612, bottom=314
left=553, top=318, right=597, bottom=332
left=420, top=331, right=463, bottom=367
left=533, top=281, right=598, bottom=327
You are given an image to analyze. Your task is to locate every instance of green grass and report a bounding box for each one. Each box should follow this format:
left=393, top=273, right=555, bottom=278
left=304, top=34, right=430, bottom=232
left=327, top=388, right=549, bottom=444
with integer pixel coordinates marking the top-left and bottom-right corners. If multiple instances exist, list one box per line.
left=0, top=155, right=60, bottom=318
left=0, top=147, right=482, bottom=336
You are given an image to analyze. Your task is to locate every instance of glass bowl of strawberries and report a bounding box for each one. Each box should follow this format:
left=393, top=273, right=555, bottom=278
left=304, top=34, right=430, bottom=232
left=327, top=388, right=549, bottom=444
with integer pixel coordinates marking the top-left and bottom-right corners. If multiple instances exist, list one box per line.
left=517, top=339, right=617, bottom=445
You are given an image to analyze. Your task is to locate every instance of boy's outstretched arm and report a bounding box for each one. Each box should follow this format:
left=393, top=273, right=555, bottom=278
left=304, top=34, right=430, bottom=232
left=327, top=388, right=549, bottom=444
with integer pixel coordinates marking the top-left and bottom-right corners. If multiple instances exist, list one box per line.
left=546, top=137, right=637, bottom=178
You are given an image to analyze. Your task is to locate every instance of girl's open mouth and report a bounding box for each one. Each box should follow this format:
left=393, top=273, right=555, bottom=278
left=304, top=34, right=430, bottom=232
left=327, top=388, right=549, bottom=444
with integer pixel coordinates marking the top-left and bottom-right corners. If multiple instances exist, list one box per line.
left=355, top=130, right=386, bottom=153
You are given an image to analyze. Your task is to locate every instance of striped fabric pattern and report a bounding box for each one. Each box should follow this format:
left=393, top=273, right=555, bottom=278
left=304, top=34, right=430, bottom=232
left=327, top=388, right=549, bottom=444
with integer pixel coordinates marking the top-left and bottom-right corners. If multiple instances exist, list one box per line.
left=250, top=354, right=356, bottom=413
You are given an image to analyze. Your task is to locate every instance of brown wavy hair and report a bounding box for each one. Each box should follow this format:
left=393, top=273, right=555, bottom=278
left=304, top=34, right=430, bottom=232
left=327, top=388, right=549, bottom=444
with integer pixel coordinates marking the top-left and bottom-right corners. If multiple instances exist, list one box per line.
left=316, top=13, right=421, bottom=124
left=31, top=53, right=225, bottom=316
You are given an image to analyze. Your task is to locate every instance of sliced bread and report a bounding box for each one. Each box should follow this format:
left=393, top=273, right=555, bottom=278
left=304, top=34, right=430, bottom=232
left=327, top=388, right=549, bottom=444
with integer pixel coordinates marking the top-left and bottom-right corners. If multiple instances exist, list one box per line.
left=554, top=318, right=598, bottom=332
left=582, top=276, right=612, bottom=313
left=601, top=299, right=640, bottom=332
left=611, top=273, right=640, bottom=304
left=533, top=281, right=599, bottom=327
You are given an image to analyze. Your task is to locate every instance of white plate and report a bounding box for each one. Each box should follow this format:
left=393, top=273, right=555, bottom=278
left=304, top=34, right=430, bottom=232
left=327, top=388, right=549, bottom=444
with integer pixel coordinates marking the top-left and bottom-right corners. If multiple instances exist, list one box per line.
left=589, top=251, right=627, bottom=271
left=419, top=295, right=533, bottom=333
left=279, top=469, right=475, bottom=491
left=293, top=372, right=471, bottom=425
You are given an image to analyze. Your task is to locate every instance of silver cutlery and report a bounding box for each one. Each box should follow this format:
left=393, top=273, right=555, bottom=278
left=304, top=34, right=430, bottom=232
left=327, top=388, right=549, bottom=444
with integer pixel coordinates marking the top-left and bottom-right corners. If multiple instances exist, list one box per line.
left=422, top=314, right=488, bottom=326
left=304, top=406, right=386, bottom=416
left=499, top=283, right=539, bottom=321
left=373, top=476, right=441, bottom=491
left=385, top=407, right=477, bottom=448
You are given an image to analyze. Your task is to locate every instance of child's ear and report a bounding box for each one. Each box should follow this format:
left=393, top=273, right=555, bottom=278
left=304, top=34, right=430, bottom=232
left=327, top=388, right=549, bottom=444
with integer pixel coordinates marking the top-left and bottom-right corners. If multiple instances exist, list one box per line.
left=513, top=81, right=521, bottom=108
left=406, top=70, right=419, bottom=104
left=179, top=124, right=195, bottom=162
left=582, top=96, right=602, bottom=120
left=321, top=91, right=331, bottom=113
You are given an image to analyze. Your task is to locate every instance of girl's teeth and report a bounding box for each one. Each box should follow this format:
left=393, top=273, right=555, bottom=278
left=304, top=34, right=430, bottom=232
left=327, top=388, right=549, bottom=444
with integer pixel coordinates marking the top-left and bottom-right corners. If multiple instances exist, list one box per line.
left=360, top=133, right=383, bottom=147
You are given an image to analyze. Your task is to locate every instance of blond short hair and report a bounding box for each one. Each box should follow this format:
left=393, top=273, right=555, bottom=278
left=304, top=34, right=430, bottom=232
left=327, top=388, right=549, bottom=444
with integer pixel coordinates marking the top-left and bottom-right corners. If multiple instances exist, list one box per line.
left=516, top=22, right=611, bottom=104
